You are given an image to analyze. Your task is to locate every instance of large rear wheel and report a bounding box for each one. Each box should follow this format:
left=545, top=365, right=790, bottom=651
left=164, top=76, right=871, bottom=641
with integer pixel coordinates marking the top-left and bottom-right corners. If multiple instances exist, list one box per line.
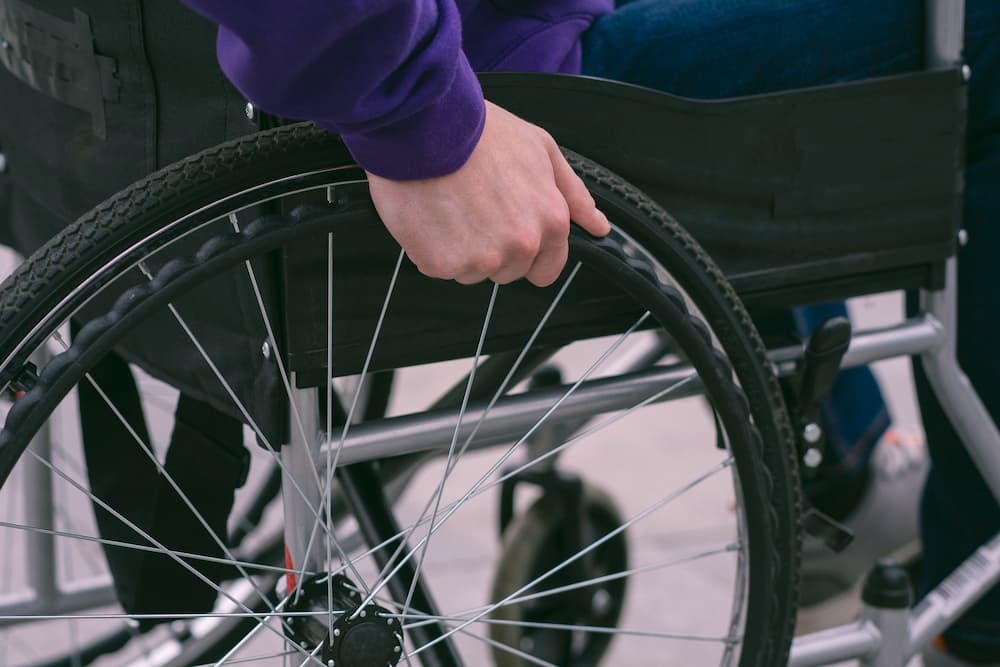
left=0, top=124, right=800, bottom=666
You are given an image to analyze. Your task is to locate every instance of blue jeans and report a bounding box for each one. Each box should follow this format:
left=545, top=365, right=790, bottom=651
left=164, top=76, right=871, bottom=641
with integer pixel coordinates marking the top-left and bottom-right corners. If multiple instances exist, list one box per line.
left=581, top=0, right=1000, bottom=648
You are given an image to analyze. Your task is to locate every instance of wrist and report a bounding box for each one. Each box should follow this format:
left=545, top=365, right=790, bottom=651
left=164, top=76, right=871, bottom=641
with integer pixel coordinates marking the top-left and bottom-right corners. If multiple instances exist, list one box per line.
left=339, top=58, right=486, bottom=180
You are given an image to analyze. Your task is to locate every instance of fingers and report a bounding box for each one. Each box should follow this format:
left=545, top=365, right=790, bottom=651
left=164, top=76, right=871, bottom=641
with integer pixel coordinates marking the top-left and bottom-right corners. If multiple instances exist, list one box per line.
left=545, top=139, right=611, bottom=238
left=482, top=226, right=538, bottom=284
left=421, top=185, right=577, bottom=288
left=455, top=219, right=564, bottom=287
left=456, top=233, right=541, bottom=285
left=525, top=233, right=569, bottom=287
left=370, top=110, right=609, bottom=291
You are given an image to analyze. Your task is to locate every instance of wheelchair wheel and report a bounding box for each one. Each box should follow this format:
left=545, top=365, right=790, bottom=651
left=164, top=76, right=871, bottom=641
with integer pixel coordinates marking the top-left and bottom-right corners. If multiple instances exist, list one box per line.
left=490, top=483, right=628, bottom=667
left=0, top=124, right=800, bottom=666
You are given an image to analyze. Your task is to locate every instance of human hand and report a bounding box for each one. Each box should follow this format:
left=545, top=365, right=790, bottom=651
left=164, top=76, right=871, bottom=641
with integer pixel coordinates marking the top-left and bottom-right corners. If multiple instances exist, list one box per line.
left=367, top=101, right=611, bottom=287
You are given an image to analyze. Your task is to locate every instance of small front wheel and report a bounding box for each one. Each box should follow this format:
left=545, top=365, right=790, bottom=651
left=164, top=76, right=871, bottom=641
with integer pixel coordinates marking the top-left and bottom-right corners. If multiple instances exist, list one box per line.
left=490, top=483, right=628, bottom=666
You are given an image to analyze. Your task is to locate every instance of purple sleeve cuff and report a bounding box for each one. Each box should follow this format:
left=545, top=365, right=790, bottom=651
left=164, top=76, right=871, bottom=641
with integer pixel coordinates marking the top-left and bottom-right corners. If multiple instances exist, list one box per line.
left=334, top=57, right=486, bottom=180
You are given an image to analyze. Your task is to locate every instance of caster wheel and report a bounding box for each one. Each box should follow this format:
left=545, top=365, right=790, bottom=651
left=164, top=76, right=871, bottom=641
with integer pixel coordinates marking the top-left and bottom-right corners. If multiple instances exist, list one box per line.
left=490, top=483, right=628, bottom=666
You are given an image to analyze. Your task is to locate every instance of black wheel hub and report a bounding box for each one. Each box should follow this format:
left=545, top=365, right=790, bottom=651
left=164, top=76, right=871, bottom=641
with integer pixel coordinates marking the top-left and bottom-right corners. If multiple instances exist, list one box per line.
left=285, top=574, right=403, bottom=667
left=328, top=601, right=404, bottom=667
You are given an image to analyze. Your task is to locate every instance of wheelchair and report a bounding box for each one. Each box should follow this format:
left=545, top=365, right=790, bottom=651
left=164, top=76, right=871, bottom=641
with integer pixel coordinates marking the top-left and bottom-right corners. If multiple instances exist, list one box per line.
left=0, top=1, right=996, bottom=666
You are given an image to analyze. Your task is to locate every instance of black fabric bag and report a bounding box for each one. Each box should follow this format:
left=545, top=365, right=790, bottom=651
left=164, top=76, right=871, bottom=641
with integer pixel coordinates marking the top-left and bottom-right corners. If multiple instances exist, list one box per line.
left=0, top=0, right=283, bottom=617
left=0, top=0, right=285, bottom=432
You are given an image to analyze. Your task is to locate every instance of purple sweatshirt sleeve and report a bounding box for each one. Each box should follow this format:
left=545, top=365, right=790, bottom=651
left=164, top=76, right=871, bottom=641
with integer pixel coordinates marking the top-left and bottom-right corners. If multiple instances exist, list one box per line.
left=181, top=0, right=486, bottom=180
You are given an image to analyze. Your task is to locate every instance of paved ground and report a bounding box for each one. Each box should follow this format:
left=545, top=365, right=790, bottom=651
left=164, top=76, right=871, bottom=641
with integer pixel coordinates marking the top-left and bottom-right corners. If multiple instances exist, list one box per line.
left=0, top=237, right=928, bottom=667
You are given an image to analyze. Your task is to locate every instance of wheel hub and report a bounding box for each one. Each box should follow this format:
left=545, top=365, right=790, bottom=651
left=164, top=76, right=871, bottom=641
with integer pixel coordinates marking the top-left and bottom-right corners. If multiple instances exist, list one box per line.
left=285, top=574, right=403, bottom=667
left=328, top=601, right=404, bottom=667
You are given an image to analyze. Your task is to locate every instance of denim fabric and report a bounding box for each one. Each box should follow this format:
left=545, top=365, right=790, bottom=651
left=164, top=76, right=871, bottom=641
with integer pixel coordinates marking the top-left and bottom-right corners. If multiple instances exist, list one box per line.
left=581, top=0, right=1000, bottom=645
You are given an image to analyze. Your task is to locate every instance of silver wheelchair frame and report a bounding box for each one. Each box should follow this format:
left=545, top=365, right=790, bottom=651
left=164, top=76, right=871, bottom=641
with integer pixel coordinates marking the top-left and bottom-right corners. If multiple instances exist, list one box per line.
left=2, top=1, right=999, bottom=665
left=790, top=2, right=1000, bottom=663
left=788, top=255, right=1000, bottom=666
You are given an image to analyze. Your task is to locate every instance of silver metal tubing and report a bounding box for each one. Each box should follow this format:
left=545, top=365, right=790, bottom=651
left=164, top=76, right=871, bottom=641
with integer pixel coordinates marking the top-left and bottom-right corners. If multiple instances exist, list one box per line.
left=860, top=606, right=909, bottom=667
left=767, top=315, right=946, bottom=375
left=926, top=0, right=966, bottom=69
left=921, top=260, right=1000, bottom=503
left=0, top=578, right=117, bottom=627
left=319, top=364, right=699, bottom=465
left=788, top=621, right=881, bottom=667
left=282, top=380, right=325, bottom=576
left=791, top=532, right=1000, bottom=663
left=541, top=330, right=676, bottom=454
left=24, top=351, right=57, bottom=611
left=841, top=316, right=946, bottom=368
left=908, top=531, right=1000, bottom=653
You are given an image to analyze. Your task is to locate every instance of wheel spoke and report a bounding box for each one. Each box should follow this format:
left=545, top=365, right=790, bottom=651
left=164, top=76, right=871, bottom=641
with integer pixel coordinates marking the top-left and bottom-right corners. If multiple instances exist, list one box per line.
left=129, top=270, right=311, bottom=513
left=350, top=594, right=560, bottom=667
left=228, top=216, right=356, bottom=593
left=446, top=621, right=560, bottom=667
left=0, top=462, right=21, bottom=666
left=366, top=312, right=652, bottom=607
left=0, top=520, right=304, bottom=576
left=405, top=543, right=738, bottom=626
left=427, top=310, right=653, bottom=533
left=61, top=482, right=84, bottom=667
left=477, top=372, right=700, bottom=498
left=132, top=264, right=341, bottom=571
left=229, top=213, right=312, bottom=460
left=348, top=368, right=700, bottom=618
left=210, top=594, right=292, bottom=666
left=409, top=456, right=735, bottom=659
left=48, top=330, right=279, bottom=614
left=366, top=265, right=581, bottom=607
left=324, top=231, right=337, bottom=635
left=23, top=451, right=327, bottom=667
left=725, top=463, right=751, bottom=667
left=296, top=247, right=405, bottom=598
left=451, top=264, right=582, bottom=465
left=404, top=612, right=740, bottom=645
left=0, top=611, right=345, bottom=622
left=76, top=371, right=277, bottom=613
left=194, top=649, right=301, bottom=667
left=135, top=263, right=273, bottom=450
left=396, top=283, right=499, bottom=624
left=53, top=492, right=117, bottom=583
left=295, top=642, right=323, bottom=667
left=280, top=369, right=703, bottom=610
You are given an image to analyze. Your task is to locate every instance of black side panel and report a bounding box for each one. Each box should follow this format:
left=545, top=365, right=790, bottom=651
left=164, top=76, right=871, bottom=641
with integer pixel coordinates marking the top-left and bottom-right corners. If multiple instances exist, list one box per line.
left=284, top=72, right=965, bottom=380
left=481, top=70, right=965, bottom=308
left=283, top=205, right=645, bottom=383
left=0, top=0, right=152, bottom=254
left=0, top=0, right=282, bottom=441
left=0, top=0, right=252, bottom=253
